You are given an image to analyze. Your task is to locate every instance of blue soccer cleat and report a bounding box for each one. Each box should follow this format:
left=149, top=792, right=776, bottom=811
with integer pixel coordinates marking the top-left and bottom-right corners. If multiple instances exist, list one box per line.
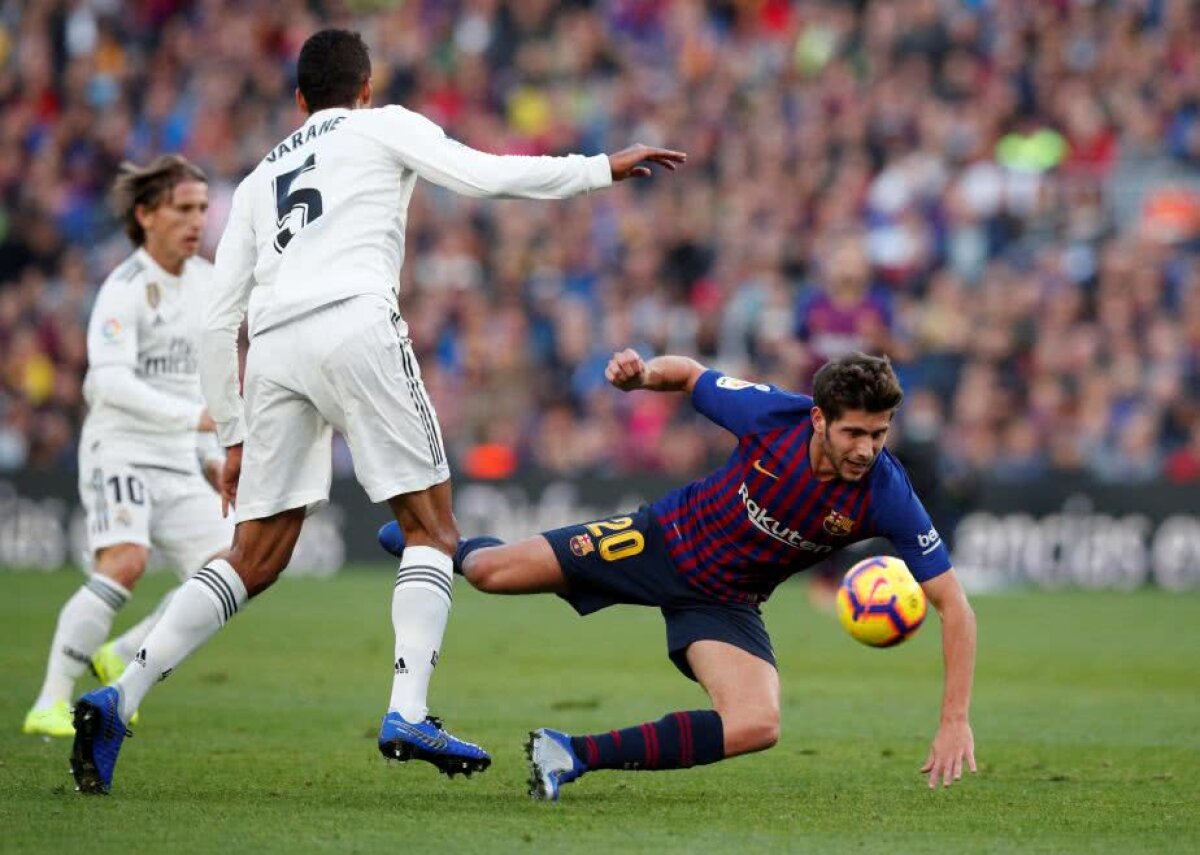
left=378, top=521, right=407, bottom=558
left=378, top=712, right=490, bottom=778
left=525, top=727, right=588, bottom=801
left=70, top=686, right=131, bottom=795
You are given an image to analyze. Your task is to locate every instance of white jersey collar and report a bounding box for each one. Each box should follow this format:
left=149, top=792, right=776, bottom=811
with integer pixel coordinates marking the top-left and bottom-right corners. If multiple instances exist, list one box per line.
left=136, top=248, right=184, bottom=286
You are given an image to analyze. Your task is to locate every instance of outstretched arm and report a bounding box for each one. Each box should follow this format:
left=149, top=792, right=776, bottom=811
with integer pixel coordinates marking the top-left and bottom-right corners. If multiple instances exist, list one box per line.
left=919, top=569, right=977, bottom=788
left=368, top=107, right=685, bottom=199
left=605, top=348, right=706, bottom=394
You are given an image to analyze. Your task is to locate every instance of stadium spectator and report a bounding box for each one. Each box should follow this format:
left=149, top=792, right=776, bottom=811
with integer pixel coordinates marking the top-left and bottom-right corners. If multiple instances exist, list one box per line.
left=0, top=0, right=1198, bottom=492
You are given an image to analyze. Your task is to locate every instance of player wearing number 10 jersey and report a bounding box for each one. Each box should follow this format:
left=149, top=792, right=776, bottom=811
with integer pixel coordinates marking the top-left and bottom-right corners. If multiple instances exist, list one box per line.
left=69, top=28, right=686, bottom=794
left=25, top=156, right=233, bottom=740
left=381, top=349, right=978, bottom=799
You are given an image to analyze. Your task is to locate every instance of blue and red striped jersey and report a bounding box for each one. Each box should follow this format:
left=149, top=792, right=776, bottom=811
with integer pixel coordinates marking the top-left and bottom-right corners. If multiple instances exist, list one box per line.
left=648, top=370, right=951, bottom=605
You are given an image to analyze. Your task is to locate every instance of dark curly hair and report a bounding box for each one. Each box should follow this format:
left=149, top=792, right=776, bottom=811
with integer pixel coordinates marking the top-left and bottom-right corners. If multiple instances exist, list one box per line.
left=110, top=154, right=207, bottom=246
left=297, top=29, right=371, bottom=113
left=812, top=353, right=904, bottom=422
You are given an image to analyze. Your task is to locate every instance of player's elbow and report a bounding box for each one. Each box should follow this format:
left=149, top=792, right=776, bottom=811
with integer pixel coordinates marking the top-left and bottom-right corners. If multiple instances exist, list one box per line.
left=681, top=359, right=708, bottom=393
left=87, top=365, right=129, bottom=399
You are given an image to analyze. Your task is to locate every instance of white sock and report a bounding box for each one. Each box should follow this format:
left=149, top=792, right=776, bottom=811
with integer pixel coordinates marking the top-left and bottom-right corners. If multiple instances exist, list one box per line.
left=34, top=575, right=130, bottom=710
left=388, top=545, right=453, bottom=722
left=115, top=560, right=246, bottom=722
left=111, top=588, right=176, bottom=663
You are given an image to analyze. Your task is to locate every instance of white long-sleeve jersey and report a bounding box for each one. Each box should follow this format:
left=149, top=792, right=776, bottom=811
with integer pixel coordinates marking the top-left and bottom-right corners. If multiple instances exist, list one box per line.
left=81, top=248, right=216, bottom=471
left=202, top=105, right=613, bottom=447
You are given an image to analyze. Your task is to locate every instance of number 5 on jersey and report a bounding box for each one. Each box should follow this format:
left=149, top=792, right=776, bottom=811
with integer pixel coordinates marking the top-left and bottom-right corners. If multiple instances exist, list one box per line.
left=273, top=153, right=323, bottom=252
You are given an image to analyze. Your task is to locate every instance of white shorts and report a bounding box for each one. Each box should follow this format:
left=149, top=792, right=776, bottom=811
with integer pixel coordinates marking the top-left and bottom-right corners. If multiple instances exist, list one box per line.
left=236, top=296, right=449, bottom=522
left=78, top=455, right=233, bottom=578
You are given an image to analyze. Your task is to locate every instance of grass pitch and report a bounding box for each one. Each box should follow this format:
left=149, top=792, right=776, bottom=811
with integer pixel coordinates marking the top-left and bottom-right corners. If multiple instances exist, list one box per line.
left=1, top=568, right=1197, bottom=854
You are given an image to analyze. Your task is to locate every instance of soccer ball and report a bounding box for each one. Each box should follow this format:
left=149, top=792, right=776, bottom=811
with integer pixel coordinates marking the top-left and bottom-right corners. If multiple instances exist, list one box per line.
left=836, top=556, right=927, bottom=647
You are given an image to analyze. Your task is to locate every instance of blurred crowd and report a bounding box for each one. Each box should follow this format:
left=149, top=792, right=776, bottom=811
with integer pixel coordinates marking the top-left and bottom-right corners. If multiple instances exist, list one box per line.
left=2, top=0, right=1199, bottom=494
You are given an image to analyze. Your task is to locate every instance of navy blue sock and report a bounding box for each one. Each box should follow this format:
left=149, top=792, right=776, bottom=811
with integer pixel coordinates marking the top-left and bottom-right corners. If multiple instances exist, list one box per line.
left=453, top=536, right=504, bottom=576
left=570, top=710, right=724, bottom=771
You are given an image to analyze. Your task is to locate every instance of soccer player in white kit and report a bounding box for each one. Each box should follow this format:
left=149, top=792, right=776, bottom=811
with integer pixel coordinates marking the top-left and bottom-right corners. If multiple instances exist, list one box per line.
left=24, top=156, right=233, bottom=738
left=69, top=29, right=685, bottom=793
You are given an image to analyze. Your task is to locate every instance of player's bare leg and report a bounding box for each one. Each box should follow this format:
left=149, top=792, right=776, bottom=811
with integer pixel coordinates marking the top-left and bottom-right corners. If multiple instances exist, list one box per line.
left=93, top=543, right=151, bottom=591
left=224, top=512, right=306, bottom=596
left=25, top=543, right=150, bottom=737
left=378, top=479, right=490, bottom=777
left=686, top=640, right=781, bottom=757
left=461, top=536, right=569, bottom=594
left=70, top=510, right=303, bottom=793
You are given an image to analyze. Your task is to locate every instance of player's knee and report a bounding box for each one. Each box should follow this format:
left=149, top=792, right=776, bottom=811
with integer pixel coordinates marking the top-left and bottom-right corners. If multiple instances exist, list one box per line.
left=722, top=707, right=781, bottom=755
left=751, top=714, right=781, bottom=751
left=463, top=551, right=506, bottom=593
left=95, top=546, right=148, bottom=590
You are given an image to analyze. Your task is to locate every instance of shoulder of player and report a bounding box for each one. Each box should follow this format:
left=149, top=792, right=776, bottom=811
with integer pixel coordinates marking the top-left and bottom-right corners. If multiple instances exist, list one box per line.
left=866, top=448, right=919, bottom=502
left=709, top=371, right=810, bottom=403
left=350, top=104, right=420, bottom=126
left=344, top=104, right=444, bottom=143
left=106, top=253, right=147, bottom=287
left=93, top=255, right=149, bottom=307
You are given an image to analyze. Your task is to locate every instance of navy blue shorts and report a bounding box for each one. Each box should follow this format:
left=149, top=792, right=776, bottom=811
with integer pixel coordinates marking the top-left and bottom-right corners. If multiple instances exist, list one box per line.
left=543, top=507, right=775, bottom=681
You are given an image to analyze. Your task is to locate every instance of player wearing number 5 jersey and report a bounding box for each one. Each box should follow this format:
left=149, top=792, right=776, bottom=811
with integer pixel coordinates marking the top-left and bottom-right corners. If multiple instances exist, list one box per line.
left=24, top=156, right=233, bottom=740
left=69, top=29, right=686, bottom=794
left=381, top=349, right=978, bottom=800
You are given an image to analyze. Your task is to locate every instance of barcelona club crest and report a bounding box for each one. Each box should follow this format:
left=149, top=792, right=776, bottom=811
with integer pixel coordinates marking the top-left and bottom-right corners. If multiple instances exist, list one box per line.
left=145, top=282, right=161, bottom=309
left=823, top=509, right=855, bottom=537
left=569, top=533, right=595, bottom=557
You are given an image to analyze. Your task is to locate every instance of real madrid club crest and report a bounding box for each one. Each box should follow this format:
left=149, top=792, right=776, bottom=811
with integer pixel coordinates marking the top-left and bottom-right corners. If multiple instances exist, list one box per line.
left=569, top=533, right=595, bottom=557
left=146, top=282, right=164, bottom=325
left=822, top=509, right=855, bottom=537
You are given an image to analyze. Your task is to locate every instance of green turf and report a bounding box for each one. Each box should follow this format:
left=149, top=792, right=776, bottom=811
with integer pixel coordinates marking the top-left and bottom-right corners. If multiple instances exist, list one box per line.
left=1, top=568, right=1197, bottom=854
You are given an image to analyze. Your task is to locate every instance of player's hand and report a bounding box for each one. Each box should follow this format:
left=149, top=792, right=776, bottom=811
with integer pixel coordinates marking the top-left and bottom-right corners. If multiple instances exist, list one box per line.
left=606, top=348, right=647, bottom=391
left=197, top=409, right=216, bottom=432
left=608, top=145, right=687, bottom=181
left=220, top=443, right=243, bottom=518
left=920, top=720, right=976, bottom=788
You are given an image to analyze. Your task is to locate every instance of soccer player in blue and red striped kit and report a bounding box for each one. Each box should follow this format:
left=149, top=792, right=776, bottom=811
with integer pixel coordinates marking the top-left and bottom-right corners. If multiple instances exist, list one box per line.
left=381, top=348, right=978, bottom=800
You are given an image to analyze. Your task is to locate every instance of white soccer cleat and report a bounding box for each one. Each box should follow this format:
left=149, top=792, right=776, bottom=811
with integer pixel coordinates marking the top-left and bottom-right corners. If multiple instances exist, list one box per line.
left=525, top=727, right=587, bottom=801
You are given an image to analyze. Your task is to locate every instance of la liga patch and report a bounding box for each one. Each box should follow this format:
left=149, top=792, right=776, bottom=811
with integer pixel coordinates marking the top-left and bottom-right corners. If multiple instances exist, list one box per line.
left=101, top=318, right=123, bottom=342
